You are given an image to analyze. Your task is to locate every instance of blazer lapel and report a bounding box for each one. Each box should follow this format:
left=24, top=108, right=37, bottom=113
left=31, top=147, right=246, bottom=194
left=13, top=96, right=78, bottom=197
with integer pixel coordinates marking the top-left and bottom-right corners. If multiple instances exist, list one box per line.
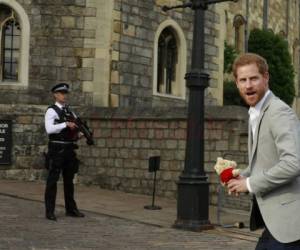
left=248, top=121, right=253, bottom=164
left=249, top=92, right=274, bottom=165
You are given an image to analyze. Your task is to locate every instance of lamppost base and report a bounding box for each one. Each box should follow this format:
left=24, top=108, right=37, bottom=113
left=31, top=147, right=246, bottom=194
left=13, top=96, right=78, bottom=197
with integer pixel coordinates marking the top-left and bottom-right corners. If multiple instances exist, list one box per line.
left=173, top=175, right=214, bottom=231
left=173, top=219, right=214, bottom=231
left=144, top=205, right=162, bottom=210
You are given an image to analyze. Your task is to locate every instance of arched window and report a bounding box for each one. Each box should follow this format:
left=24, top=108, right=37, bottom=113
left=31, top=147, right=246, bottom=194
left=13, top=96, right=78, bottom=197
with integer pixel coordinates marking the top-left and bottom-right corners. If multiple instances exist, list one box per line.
left=1, top=7, right=21, bottom=81
left=153, top=20, right=187, bottom=99
left=0, top=1, right=29, bottom=86
left=233, top=15, right=246, bottom=52
left=157, top=27, right=177, bottom=94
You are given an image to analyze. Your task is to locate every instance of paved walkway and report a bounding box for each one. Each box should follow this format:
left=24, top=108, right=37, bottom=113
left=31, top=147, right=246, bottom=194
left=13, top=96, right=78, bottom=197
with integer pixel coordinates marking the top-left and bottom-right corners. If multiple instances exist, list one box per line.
left=0, top=180, right=259, bottom=249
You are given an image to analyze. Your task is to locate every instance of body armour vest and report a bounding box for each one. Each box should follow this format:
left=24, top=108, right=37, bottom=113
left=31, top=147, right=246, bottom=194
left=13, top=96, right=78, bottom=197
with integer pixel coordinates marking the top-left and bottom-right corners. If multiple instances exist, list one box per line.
left=47, top=105, right=78, bottom=142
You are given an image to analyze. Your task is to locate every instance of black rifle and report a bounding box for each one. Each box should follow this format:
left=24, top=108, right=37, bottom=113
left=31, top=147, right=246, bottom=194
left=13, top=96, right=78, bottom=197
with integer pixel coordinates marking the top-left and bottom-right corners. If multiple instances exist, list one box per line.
left=64, top=105, right=94, bottom=145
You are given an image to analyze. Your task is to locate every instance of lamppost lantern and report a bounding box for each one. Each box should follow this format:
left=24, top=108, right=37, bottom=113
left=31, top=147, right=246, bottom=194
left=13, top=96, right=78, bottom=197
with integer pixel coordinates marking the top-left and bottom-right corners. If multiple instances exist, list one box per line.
left=162, top=0, right=239, bottom=231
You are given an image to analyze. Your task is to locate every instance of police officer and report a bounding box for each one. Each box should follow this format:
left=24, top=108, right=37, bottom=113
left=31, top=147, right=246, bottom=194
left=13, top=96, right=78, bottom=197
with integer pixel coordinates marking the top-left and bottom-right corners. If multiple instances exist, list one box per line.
left=44, top=83, right=84, bottom=221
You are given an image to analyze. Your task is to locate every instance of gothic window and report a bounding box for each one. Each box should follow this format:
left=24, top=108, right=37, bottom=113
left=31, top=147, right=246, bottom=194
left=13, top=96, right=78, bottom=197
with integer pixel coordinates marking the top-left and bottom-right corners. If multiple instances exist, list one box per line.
left=233, top=15, right=246, bottom=52
left=0, top=5, right=20, bottom=81
left=157, top=27, right=178, bottom=95
left=0, top=1, right=29, bottom=86
left=153, top=20, right=187, bottom=99
left=2, top=19, right=21, bottom=81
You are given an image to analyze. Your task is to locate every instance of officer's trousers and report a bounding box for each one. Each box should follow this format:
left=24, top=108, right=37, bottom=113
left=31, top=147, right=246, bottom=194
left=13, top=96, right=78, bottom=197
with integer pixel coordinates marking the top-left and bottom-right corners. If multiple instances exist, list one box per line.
left=44, top=142, right=79, bottom=214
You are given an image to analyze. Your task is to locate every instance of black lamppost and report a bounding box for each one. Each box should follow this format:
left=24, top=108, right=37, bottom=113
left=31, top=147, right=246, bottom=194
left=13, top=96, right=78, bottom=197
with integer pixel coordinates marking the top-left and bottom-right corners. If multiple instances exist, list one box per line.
left=162, top=0, right=238, bottom=231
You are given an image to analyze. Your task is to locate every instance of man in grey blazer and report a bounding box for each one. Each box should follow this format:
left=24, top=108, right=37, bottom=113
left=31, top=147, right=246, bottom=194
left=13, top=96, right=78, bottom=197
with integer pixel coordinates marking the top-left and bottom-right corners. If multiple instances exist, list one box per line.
left=227, top=53, right=300, bottom=249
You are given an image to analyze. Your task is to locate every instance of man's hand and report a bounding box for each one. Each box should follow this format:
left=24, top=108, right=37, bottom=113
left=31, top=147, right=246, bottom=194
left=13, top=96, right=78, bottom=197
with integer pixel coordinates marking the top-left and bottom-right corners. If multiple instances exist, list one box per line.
left=66, top=121, right=77, bottom=130
left=227, top=176, right=248, bottom=195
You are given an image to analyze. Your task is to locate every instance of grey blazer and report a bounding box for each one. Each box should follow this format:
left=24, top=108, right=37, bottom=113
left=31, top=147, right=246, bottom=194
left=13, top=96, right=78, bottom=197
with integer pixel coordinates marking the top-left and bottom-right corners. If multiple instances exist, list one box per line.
left=242, top=91, right=300, bottom=243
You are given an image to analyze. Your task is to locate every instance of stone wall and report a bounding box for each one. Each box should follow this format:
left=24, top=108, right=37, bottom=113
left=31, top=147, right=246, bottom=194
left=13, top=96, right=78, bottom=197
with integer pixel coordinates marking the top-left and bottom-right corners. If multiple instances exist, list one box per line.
left=1, top=0, right=97, bottom=106
left=0, top=105, right=250, bottom=210
left=0, top=105, right=47, bottom=180
left=76, top=106, right=250, bottom=210
left=111, top=0, right=222, bottom=107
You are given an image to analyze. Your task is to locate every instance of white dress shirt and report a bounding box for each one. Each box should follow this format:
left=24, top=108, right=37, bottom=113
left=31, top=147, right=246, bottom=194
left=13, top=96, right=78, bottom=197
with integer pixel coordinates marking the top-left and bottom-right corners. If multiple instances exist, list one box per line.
left=246, top=90, right=271, bottom=192
left=45, top=102, right=67, bottom=135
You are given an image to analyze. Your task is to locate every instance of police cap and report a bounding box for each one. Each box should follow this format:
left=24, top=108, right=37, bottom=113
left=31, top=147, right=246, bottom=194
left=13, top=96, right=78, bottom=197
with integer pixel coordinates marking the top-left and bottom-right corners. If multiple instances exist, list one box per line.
left=51, top=83, right=70, bottom=93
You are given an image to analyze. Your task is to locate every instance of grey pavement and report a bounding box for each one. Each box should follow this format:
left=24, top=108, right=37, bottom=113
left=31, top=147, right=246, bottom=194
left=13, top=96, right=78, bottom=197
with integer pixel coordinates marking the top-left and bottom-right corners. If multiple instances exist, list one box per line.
left=0, top=180, right=258, bottom=249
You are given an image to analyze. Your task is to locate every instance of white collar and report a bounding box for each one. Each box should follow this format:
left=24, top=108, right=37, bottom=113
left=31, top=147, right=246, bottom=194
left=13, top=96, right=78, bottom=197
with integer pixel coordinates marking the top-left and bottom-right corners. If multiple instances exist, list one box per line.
left=248, top=90, right=271, bottom=115
left=55, top=101, right=65, bottom=109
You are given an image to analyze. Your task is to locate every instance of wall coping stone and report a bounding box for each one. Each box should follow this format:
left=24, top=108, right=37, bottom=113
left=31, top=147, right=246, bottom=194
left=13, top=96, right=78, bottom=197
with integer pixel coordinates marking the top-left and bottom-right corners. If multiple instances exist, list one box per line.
left=0, top=104, right=248, bottom=121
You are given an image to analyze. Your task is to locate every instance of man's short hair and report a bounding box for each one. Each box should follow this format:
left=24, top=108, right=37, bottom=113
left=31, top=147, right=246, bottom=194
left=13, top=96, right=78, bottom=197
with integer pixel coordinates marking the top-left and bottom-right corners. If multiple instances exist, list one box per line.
left=232, top=53, right=269, bottom=78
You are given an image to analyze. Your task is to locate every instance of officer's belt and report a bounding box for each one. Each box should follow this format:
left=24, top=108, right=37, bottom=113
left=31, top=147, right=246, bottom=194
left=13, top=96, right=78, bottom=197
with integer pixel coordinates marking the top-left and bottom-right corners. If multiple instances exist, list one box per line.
left=49, top=140, right=75, bottom=144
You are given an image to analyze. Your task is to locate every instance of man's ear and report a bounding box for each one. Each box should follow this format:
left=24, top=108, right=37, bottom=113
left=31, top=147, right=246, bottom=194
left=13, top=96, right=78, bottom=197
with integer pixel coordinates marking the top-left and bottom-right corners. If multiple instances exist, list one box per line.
left=263, top=72, right=270, bottom=81
left=234, top=79, right=239, bottom=87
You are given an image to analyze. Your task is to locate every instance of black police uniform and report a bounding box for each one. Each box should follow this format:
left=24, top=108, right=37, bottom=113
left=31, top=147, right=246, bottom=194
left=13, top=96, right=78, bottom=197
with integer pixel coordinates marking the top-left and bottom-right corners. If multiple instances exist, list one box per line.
left=44, top=83, right=84, bottom=220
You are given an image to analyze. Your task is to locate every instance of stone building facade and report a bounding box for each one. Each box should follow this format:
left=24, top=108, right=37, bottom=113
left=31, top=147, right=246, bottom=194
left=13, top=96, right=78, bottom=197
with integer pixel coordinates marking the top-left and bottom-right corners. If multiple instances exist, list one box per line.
left=0, top=0, right=300, bottom=211
left=223, top=0, right=300, bottom=113
left=111, top=0, right=223, bottom=107
left=1, top=0, right=299, bottom=108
